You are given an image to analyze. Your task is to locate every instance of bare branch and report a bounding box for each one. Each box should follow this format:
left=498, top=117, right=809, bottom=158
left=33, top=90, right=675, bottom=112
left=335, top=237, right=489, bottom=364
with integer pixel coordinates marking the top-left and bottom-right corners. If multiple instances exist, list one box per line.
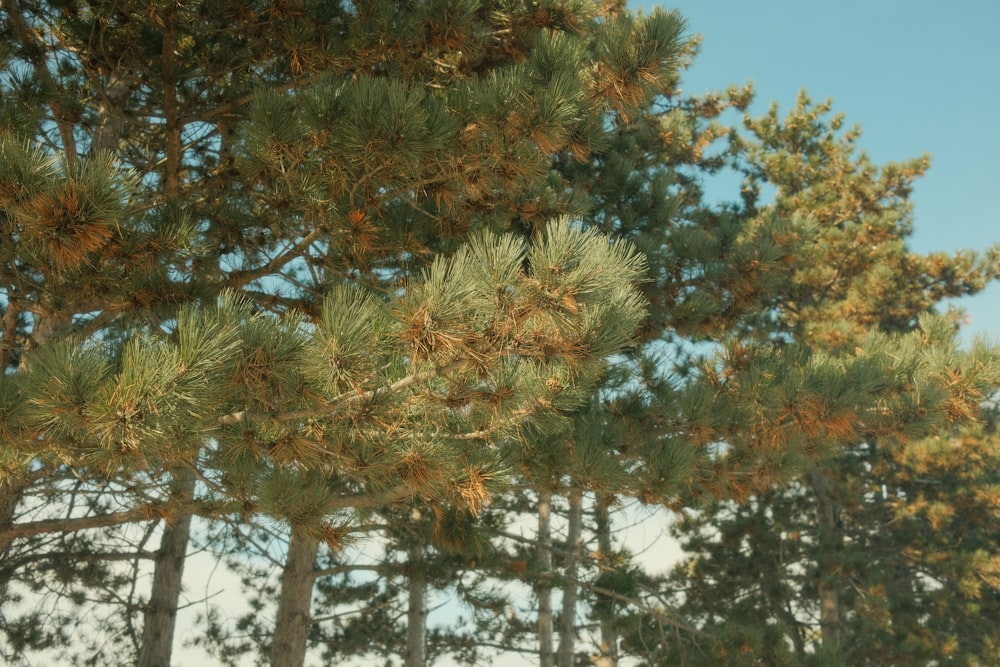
left=0, top=507, right=155, bottom=542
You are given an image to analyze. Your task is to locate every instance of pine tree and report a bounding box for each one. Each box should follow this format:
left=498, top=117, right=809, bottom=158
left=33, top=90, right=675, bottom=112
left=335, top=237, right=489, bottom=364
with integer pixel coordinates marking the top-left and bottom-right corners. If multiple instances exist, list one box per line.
left=651, top=96, right=1000, bottom=666
left=3, top=3, right=999, bottom=666
left=487, top=77, right=1000, bottom=667
left=0, top=1, right=683, bottom=663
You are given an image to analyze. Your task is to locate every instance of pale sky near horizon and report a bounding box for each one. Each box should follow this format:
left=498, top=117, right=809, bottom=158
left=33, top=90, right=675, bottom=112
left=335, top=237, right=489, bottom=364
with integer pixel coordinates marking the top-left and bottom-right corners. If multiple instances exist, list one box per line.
left=638, top=0, right=1000, bottom=341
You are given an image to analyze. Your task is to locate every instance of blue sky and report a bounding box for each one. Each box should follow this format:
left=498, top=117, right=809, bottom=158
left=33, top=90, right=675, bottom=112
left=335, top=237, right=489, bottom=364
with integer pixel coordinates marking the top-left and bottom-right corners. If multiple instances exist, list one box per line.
left=636, top=0, right=1000, bottom=341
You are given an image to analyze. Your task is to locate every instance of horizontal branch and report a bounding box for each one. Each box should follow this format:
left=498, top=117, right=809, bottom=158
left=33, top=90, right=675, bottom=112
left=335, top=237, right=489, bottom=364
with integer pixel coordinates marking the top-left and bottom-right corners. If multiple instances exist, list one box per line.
left=217, top=366, right=447, bottom=426
left=6, top=549, right=158, bottom=571
left=224, top=228, right=324, bottom=291
left=470, top=641, right=538, bottom=656
left=0, top=507, right=156, bottom=542
left=310, top=599, right=396, bottom=624
left=312, top=563, right=383, bottom=579
left=326, top=483, right=415, bottom=511
left=569, top=575, right=709, bottom=639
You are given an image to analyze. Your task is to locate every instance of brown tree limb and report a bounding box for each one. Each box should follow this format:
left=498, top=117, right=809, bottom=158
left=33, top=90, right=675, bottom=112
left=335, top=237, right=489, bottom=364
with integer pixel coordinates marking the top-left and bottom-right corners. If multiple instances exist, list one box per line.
left=0, top=507, right=156, bottom=542
left=160, top=6, right=181, bottom=198
left=217, top=366, right=445, bottom=426
left=3, top=0, right=78, bottom=164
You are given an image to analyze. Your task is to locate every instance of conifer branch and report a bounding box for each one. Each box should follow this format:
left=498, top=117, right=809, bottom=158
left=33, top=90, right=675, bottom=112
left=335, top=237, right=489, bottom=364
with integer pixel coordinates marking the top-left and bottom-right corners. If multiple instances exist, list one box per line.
left=311, top=563, right=383, bottom=579
left=70, top=307, right=124, bottom=340
left=562, top=574, right=709, bottom=639
left=0, top=507, right=155, bottom=541
left=7, top=549, right=159, bottom=568
left=495, top=527, right=709, bottom=638
left=224, top=228, right=325, bottom=291
left=325, top=483, right=414, bottom=510
left=3, top=0, right=78, bottom=163
left=459, top=642, right=538, bottom=656
left=309, top=598, right=397, bottom=623
left=217, top=365, right=454, bottom=426
left=181, top=72, right=328, bottom=126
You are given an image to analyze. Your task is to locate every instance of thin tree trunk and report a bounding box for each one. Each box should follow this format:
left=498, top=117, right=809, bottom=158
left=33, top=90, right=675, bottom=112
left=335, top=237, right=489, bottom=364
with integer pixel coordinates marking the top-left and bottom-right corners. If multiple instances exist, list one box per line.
left=593, top=494, right=618, bottom=667
left=137, top=470, right=196, bottom=667
left=405, top=542, right=427, bottom=667
left=537, top=490, right=554, bottom=667
left=557, top=488, right=582, bottom=667
left=271, top=530, right=319, bottom=667
left=160, top=4, right=181, bottom=198
left=0, top=478, right=28, bottom=602
left=0, top=479, right=26, bottom=558
left=811, top=468, right=843, bottom=650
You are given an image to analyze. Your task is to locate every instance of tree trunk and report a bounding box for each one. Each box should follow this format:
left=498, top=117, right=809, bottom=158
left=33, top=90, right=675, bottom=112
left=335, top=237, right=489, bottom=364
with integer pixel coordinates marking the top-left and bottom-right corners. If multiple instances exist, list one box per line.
left=593, top=494, right=618, bottom=667
left=137, top=470, right=196, bottom=667
left=0, top=479, right=26, bottom=557
left=405, top=542, right=427, bottom=667
left=536, top=490, right=554, bottom=667
left=271, top=530, right=319, bottom=667
left=0, top=478, right=28, bottom=601
left=810, top=468, right=843, bottom=650
left=557, top=488, right=582, bottom=667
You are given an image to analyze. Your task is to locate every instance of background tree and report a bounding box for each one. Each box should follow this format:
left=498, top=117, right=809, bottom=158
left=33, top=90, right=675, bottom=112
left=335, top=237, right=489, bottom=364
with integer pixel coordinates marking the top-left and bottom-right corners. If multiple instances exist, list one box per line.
left=645, top=95, right=1000, bottom=666
left=192, top=18, right=1000, bottom=667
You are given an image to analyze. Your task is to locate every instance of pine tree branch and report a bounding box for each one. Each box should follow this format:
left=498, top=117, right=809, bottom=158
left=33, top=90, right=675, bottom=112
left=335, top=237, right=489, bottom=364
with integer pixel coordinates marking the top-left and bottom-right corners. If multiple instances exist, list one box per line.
left=312, top=563, right=383, bottom=579
left=0, top=489, right=239, bottom=543
left=223, top=228, right=324, bottom=291
left=235, top=290, right=311, bottom=313
left=3, top=0, right=78, bottom=163
left=468, top=641, right=543, bottom=657
left=6, top=549, right=159, bottom=569
left=309, top=598, right=397, bottom=624
left=180, top=72, right=328, bottom=126
left=495, top=529, right=708, bottom=639
left=0, top=507, right=156, bottom=541
left=70, top=307, right=124, bottom=340
left=347, top=163, right=393, bottom=207
left=216, top=365, right=452, bottom=426
left=325, top=483, right=414, bottom=510
left=563, top=573, right=710, bottom=639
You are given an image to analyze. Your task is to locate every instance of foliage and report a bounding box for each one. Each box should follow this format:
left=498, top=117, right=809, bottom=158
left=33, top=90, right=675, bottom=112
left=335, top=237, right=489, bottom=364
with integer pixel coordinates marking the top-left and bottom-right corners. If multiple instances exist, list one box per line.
left=0, top=1, right=998, bottom=666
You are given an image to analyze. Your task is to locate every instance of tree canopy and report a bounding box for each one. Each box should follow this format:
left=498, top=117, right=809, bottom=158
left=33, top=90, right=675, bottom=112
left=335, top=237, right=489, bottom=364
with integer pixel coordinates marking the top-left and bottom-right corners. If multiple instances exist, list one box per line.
left=0, top=1, right=998, bottom=666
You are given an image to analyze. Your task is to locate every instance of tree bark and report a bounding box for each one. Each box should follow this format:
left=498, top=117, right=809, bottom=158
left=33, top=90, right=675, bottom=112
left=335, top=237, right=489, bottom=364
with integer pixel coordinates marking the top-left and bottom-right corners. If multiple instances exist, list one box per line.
left=137, top=470, right=196, bottom=667
left=0, top=479, right=26, bottom=558
left=0, top=506, right=155, bottom=543
left=160, top=3, right=181, bottom=199
left=811, top=468, right=843, bottom=650
left=593, top=494, right=618, bottom=667
left=0, top=478, right=28, bottom=602
left=557, top=488, right=582, bottom=667
left=405, top=542, right=427, bottom=667
left=536, top=490, right=554, bottom=667
left=271, top=529, right=319, bottom=667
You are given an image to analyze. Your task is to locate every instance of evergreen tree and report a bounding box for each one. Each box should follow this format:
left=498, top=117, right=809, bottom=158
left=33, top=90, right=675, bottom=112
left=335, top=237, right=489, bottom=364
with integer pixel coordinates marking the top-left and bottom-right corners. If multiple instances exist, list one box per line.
left=494, top=77, right=1000, bottom=667
left=0, top=0, right=682, bottom=663
left=650, top=96, right=1000, bottom=666
left=1, top=2, right=998, bottom=666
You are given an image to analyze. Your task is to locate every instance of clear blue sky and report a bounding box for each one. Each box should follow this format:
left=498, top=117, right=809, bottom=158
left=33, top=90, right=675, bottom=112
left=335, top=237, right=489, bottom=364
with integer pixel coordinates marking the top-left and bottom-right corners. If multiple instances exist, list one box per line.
left=636, top=0, right=1000, bottom=341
